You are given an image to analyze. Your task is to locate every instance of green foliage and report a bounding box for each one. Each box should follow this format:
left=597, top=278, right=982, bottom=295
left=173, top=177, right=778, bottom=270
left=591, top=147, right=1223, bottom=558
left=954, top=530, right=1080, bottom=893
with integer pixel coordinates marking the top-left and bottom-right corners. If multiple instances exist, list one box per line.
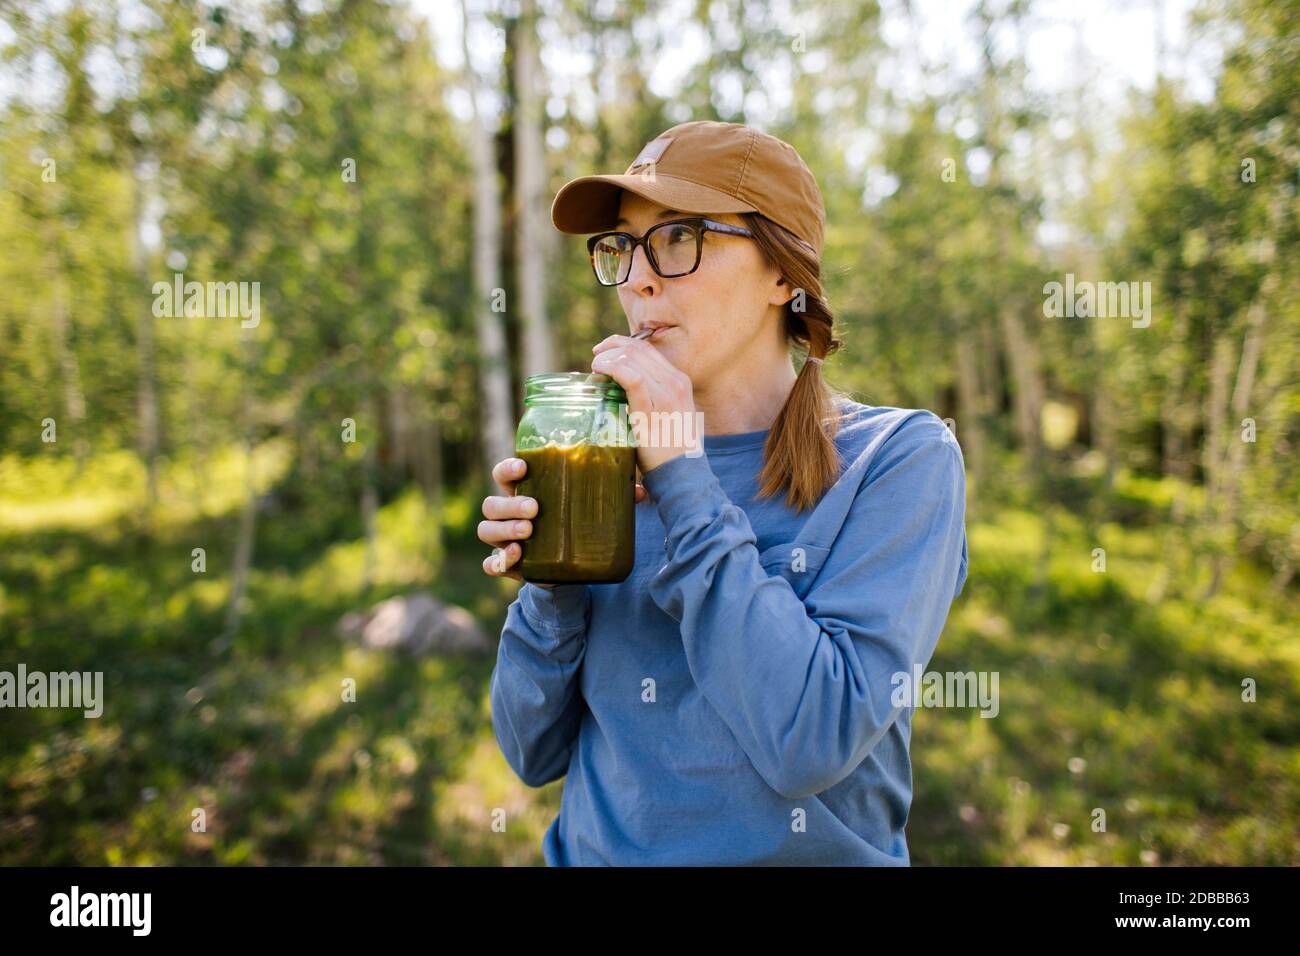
left=0, top=0, right=1295, bottom=865
left=913, top=494, right=1300, bottom=865
left=3, top=450, right=1295, bottom=864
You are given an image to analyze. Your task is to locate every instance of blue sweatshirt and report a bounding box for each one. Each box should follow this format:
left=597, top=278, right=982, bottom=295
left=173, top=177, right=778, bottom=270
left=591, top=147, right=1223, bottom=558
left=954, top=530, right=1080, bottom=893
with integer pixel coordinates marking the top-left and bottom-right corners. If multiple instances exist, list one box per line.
left=489, top=399, right=968, bottom=865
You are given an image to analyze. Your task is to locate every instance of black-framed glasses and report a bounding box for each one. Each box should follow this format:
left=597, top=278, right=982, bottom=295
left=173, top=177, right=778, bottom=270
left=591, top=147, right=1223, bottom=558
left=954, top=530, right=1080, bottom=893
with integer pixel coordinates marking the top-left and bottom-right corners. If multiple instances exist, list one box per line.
left=586, top=217, right=755, bottom=286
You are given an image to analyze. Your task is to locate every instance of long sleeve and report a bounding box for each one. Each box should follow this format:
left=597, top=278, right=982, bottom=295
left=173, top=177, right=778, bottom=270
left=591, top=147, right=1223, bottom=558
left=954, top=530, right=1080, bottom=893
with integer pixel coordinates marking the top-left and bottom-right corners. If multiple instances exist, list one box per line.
left=490, top=582, right=592, bottom=788
left=639, top=413, right=968, bottom=800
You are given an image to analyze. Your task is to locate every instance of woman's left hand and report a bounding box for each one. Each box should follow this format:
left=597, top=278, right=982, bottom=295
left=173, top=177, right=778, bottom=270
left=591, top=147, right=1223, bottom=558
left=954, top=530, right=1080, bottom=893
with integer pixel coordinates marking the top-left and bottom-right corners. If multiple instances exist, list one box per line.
left=592, top=334, right=699, bottom=475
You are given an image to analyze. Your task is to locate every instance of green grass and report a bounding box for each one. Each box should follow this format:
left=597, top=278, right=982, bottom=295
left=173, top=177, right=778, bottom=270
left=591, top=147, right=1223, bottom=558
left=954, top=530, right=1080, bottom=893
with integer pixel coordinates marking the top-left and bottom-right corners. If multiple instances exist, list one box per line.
left=0, top=448, right=1295, bottom=865
left=0, top=447, right=555, bottom=865
left=911, top=488, right=1300, bottom=865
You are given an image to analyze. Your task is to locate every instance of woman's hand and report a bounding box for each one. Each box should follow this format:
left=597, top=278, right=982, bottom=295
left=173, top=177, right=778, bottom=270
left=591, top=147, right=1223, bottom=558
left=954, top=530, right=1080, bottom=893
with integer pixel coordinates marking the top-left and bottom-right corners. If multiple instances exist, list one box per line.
left=592, top=334, right=698, bottom=475
left=480, top=457, right=548, bottom=587
left=480, top=456, right=649, bottom=587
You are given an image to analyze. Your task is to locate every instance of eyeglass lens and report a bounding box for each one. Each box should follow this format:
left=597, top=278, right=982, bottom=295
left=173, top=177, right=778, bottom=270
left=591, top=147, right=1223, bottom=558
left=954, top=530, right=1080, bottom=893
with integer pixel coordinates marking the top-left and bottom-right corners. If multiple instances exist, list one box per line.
left=592, top=221, right=700, bottom=284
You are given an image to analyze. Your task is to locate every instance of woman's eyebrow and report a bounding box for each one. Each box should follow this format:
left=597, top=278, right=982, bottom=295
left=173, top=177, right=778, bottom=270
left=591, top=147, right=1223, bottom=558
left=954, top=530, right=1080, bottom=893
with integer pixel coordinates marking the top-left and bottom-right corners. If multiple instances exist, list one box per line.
left=615, top=208, right=684, bottom=228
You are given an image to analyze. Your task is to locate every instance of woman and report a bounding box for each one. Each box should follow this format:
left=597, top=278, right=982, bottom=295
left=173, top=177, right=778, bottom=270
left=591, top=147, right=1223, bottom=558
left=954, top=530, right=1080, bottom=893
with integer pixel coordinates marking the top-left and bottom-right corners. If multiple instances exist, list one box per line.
left=479, top=120, right=968, bottom=865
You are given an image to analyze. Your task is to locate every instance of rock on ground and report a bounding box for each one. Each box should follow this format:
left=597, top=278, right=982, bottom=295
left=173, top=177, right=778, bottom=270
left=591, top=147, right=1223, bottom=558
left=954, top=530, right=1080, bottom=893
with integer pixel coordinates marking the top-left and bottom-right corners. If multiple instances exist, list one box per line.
left=337, top=593, right=492, bottom=656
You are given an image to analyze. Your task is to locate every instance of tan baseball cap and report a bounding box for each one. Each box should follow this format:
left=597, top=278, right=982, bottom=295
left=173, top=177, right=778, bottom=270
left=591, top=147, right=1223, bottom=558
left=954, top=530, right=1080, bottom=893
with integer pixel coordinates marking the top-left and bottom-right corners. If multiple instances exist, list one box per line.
left=551, top=120, right=826, bottom=259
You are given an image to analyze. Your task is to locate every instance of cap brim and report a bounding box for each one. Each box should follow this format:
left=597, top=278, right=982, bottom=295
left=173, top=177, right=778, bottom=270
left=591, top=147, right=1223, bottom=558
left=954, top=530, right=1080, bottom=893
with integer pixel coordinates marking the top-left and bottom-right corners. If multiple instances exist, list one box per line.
left=551, top=173, right=758, bottom=234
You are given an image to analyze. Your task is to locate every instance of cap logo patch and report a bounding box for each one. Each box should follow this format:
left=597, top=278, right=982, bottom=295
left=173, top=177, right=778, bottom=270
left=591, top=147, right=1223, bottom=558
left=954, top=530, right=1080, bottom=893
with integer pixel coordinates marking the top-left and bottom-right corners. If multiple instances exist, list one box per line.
left=628, top=136, right=673, bottom=171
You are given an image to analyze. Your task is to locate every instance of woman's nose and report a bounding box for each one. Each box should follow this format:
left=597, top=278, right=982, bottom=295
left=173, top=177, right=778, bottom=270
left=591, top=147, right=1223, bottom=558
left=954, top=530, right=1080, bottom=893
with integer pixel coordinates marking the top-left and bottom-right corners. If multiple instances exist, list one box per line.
left=625, top=245, right=659, bottom=292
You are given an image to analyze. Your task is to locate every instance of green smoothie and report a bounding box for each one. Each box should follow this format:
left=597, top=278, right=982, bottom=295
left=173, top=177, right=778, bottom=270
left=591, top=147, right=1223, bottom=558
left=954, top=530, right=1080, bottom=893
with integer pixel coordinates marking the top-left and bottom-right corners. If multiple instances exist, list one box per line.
left=515, top=441, right=636, bottom=584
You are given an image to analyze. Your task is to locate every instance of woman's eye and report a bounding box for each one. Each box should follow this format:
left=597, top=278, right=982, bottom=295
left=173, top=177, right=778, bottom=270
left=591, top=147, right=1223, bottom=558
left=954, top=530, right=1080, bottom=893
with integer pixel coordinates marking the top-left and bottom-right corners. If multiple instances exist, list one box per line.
left=666, top=225, right=694, bottom=244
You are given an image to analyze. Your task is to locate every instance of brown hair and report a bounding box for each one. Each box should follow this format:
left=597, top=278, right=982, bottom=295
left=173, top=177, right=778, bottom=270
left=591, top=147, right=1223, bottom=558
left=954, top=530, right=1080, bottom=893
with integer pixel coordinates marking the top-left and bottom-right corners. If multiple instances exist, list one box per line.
left=741, top=211, right=850, bottom=513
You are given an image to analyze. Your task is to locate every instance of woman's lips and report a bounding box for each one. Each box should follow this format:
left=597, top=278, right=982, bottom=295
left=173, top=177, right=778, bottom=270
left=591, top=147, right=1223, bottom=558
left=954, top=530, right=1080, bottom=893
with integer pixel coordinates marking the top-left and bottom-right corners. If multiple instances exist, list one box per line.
left=647, top=326, right=673, bottom=340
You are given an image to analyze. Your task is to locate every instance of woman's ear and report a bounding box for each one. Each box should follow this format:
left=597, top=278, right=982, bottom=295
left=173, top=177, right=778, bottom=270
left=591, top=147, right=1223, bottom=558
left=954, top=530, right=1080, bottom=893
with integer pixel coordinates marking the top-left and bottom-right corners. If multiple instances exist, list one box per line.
left=769, top=273, right=794, bottom=307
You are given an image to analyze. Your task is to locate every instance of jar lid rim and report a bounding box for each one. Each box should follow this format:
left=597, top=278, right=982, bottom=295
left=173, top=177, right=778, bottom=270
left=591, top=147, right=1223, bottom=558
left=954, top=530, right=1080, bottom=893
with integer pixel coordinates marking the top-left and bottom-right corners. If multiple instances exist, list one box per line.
left=524, top=371, right=627, bottom=399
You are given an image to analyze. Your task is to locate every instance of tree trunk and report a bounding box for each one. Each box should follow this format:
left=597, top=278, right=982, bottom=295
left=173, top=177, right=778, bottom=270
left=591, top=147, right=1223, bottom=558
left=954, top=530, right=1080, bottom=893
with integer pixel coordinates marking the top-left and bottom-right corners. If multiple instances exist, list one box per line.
left=1203, top=273, right=1274, bottom=598
left=461, top=0, right=517, bottom=476
left=1202, top=336, right=1233, bottom=513
left=221, top=338, right=258, bottom=648
left=45, top=236, right=89, bottom=468
left=388, top=384, right=409, bottom=477
left=129, top=161, right=161, bottom=516
left=977, top=8, right=1046, bottom=475
left=954, top=329, right=985, bottom=483
left=1161, top=281, right=1196, bottom=482
left=361, top=393, right=379, bottom=591
left=999, top=304, right=1044, bottom=469
left=512, top=0, right=555, bottom=379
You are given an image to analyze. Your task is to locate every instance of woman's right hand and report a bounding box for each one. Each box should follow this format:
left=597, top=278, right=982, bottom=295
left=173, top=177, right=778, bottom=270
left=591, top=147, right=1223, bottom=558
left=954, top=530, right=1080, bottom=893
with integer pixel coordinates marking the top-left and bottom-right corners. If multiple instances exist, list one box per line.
left=480, top=456, right=650, bottom=587
left=479, top=457, right=552, bottom=588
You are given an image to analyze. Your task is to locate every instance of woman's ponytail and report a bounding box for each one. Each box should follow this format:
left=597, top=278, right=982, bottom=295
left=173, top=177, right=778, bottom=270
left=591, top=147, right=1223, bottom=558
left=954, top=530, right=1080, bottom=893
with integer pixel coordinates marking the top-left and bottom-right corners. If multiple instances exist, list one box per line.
left=742, top=212, right=849, bottom=513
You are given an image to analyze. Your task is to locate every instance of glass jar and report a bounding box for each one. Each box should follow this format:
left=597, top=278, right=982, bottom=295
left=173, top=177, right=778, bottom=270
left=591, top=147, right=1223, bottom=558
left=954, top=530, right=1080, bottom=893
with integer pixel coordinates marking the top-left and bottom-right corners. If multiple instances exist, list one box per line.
left=513, top=372, right=637, bottom=584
